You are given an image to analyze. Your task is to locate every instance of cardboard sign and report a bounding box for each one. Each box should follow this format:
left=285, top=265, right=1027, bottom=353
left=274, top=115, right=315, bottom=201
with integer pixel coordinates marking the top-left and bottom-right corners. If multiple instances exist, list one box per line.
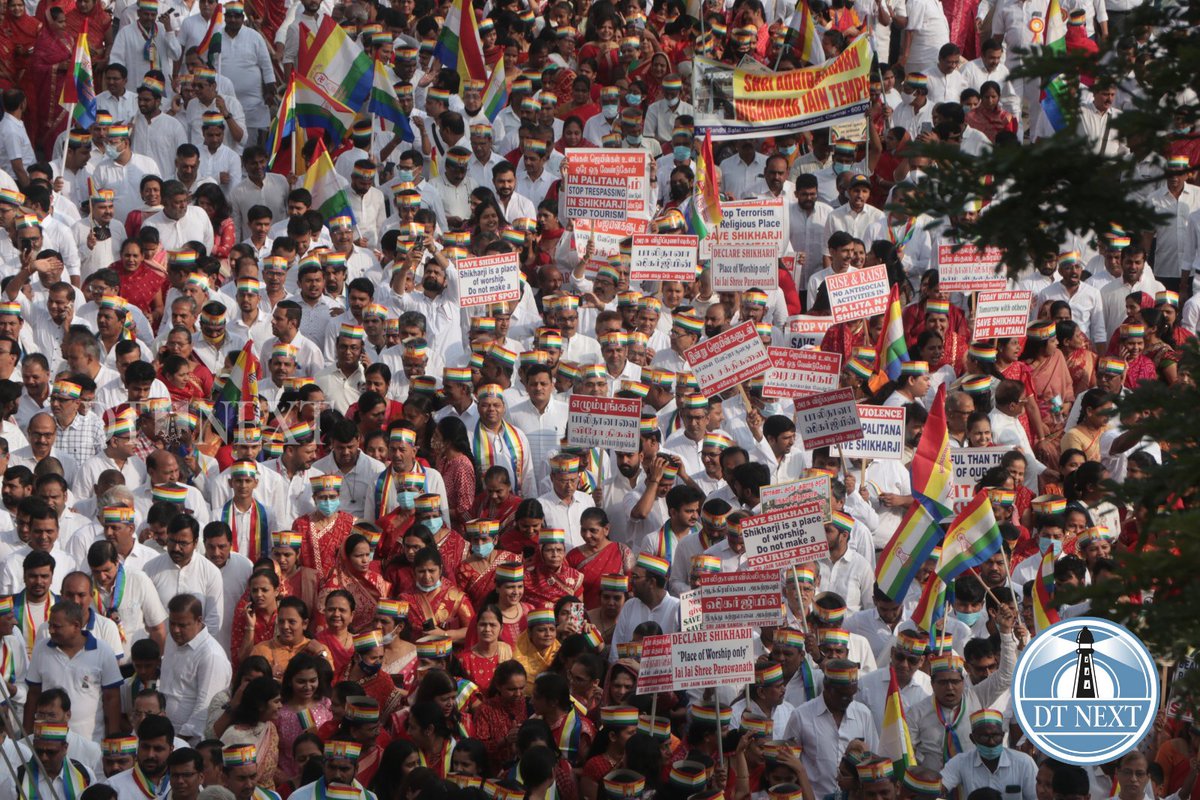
left=566, top=395, right=642, bottom=452
left=699, top=571, right=784, bottom=629
left=763, top=347, right=842, bottom=398
left=572, top=218, right=649, bottom=260
left=936, top=242, right=1007, bottom=291
left=826, top=265, right=890, bottom=323
left=666, top=628, right=757, bottom=691
left=840, top=405, right=907, bottom=460
left=684, top=321, right=773, bottom=396
left=709, top=199, right=787, bottom=292
left=793, top=387, right=864, bottom=450
left=563, top=148, right=647, bottom=221
left=742, top=500, right=829, bottom=570
left=635, top=635, right=674, bottom=695
left=630, top=234, right=699, bottom=282
left=830, top=118, right=869, bottom=143
left=783, top=315, right=831, bottom=349
left=1166, top=656, right=1196, bottom=722
left=761, top=475, right=831, bottom=519
left=680, top=588, right=704, bottom=632
left=950, top=446, right=1009, bottom=510
left=457, top=252, right=521, bottom=307
left=974, top=291, right=1034, bottom=339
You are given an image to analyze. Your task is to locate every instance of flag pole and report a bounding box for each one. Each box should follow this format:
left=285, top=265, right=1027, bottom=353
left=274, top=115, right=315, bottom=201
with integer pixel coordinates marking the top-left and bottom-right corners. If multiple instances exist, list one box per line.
left=59, top=104, right=74, bottom=179
left=791, top=566, right=808, bottom=631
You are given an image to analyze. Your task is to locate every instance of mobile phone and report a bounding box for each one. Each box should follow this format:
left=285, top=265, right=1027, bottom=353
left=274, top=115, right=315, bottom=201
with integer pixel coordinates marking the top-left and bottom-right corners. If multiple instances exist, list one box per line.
left=918, top=121, right=934, bottom=136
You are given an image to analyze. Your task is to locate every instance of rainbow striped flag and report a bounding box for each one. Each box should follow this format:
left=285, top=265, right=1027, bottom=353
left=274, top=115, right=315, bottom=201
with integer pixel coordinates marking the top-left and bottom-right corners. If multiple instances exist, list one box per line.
left=300, top=16, right=373, bottom=110
left=196, top=4, right=224, bottom=65
left=936, top=491, right=1002, bottom=584
left=266, top=77, right=299, bottom=173
left=1037, top=0, right=1069, bottom=132
left=59, top=24, right=97, bottom=129
left=911, top=572, right=947, bottom=636
left=875, top=283, right=910, bottom=381
left=689, top=129, right=723, bottom=239
left=910, top=384, right=954, bottom=519
left=482, top=56, right=509, bottom=122
left=433, top=0, right=487, bottom=86
left=303, top=138, right=356, bottom=224
left=216, top=341, right=260, bottom=426
left=1032, top=550, right=1060, bottom=633
left=879, top=666, right=916, bottom=768
left=294, top=71, right=356, bottom=143
left=786, top=0, right=825, bottom=66
left=368, top=58, right=408, bottom=136
left=876, top=502, right=943, bottom=602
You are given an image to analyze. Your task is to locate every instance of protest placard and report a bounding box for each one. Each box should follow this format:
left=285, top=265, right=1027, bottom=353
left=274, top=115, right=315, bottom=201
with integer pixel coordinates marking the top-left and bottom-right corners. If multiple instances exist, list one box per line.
left=840, top=405, right=906, bottom=460
left=667, top=628, right=757, bottom=691
left=563, top=149, right=647, bottom=221
left=457, top=253, right=521, bottom=307
left=950, top=446, right=1009, bottom=510
left=699, top=571, right=783, bottom=629
left=783, top=315, right=831, bottom=349
left=826, top=265, right=890, bottom=323
left=572, top=218, right=649, bottom=260
left=760, top=474, right=831, bottom=518
left=1167, top=656, right=1197, bottom=721
left=973, top=291, right=1034, bottom=339
left=630, top=234, right=699, bottom=282
left=684, top=321, right=772, bottom=395
left=936, top=242, right=1007, bottom=291
left=636, top=635, right=674, bottom=694
left=794, top=387, right=864, bottom=449
left=763, top=347, right=842, bottom=398
left=680, top=589, right=704, bottom=632
left=566, top=396, right=642, bottom=451
left=709, top=199, right=787, bottom=291
left=742, top=500, right=829, bottom=570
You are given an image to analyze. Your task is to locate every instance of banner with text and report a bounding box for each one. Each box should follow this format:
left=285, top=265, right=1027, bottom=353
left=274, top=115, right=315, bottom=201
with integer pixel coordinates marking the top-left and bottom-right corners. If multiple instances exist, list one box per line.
left=709, top=199, right=787, bottom=291
left=763, top=347, right=843, bottom=398
left=794, top=387, right=864, bottom=449
left=973, top=291, right=1034, bottom=339
left=636, top=635, right=674, bottom=694
left=742, top=500, right=829, bottom=570
left=680, top=589, right=704, bottom=632
left=761, top=474, right=831, bottom=519
left=840, top=405, right=907, bottom=460
left=783, top=315, right=831, bottom=349
left=684, top=321, right=773, bottom=395
left=936, top=241, right=1007, bottom=291
left=562, top=149, right=649, bottom=221
left=458, top=252, right=522, bottom=307
left=566, top=395, right=642, bottom=452
left=699, top=571, right=784, bottom=629
left=950, top=446, right=1010, bottom=510
left=573, top=218, right=650, bottom=262
left=826, top=265, right=890, bottom=323
left=630, top=233, right=699, bottom=282
left=665, top=628, right=757, bottom=691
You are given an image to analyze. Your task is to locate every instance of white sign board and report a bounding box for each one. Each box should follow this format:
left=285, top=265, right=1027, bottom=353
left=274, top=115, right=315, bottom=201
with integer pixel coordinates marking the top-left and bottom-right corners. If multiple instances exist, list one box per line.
left=699, top=571, right=784, bottom=629
left=562, top=148, right=648, bottom=221
left=457, top=252, right=522, bottom=307
left=973, top=291, right=1034, bottom=339
left=763, top=347, right=842, bottom=398
left=667, top=628, right=757, bottom=691
left=840, top=405, right=907, bottom=460
left=783, top=315, right=831, bottom=349
left=742, top=500, right=829, bottom=570
left=566, top=395, right=642, bottom=452
left=760, top=475, right=831, bottom=519
left=684, top=321, right=772, bottom=395
left=630, top=233, right=699, bottom=282
left=936, top=242, right=1007, bottom=291
left=826, top=265, right=890, bottom=323
left=950, top=446, right=1009, bottom=511
left=680, top=588, right=704, bottom=632
left=794, top=387, right=864, bottom=450
left=709, top=199, right=786, bottom=292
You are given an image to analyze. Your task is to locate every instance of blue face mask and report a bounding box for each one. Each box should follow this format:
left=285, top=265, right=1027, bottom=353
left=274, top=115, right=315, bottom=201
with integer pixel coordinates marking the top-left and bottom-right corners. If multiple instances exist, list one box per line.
left=781, top=144, right=798, bottom=156
left=975, top=743, right=1005, bottom=760
left=397, top=490, right=417, bottom=510
left=833, top=162, right=852, bottom=175
left=359, top=659, right=383, bottom=675
left=472, top=541, right=495, bottom=558
left=601, top=103, right=619, bottom=119
left=673, top=145, right=692, bottom=161
left=420, top=517, right=441, bottom=535
left=395, top=169, right=414, bottom=183
left=954, top=609, right=982, bottom=627
left=316, top=498, right=340, bottom=516
left=625, top=134, right=643, bottom=146
left=1039, top=537, right=1063, bottom=556
left=418, top=579, right=442, bottom=593
left=762, top=401, right=784, bottom=417
left=626, top=94, right=642, bottom=106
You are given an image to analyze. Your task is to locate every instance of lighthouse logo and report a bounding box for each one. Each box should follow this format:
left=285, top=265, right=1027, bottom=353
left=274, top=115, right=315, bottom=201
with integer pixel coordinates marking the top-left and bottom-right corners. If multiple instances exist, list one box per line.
left=1012, top=617, right=1159, bottom=764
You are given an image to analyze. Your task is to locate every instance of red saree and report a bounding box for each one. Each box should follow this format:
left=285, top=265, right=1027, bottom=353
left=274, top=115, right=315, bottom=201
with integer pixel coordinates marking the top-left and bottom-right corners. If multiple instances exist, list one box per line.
left=402, top=584, right=475, bottom=639
left=566, top=541, right=632, bottom=608
left=524, top=561, right=585, bottom=608
left=318, top=558, right=392, bottom=631
left=29, top=25, right=72, bottom=153
left=295, top=511, right=357, bottom=576
left=456, top=549, right=522, bottom=607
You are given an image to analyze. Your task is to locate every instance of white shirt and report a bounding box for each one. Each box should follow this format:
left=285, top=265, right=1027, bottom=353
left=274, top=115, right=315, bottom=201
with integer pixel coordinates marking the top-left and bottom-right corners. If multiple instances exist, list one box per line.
left=25, top=633, right=123, bottom=741
left=1036, top=280, right=1107, bottom=342
left=143, top=552, right=225, bottom=636
left=310, top=452, right=386, bottom=521
left=788, top=200, right=834, bottom=290
left=96, top=568, right=167, bottom=660
left=903, top=0, right=951, bottom=73
left=76, top=451, right=147, bottom=501
left=215, top=553, right=254, bottom=650
left=1148, top=184, right=1200, bottom=279
left=536, top=490, right=595, bottom=551
left=608, top=593, right=680, bottom=662
left=217, top=26, right=276, bottom=128
left=856, top=663, right=933, bottom=733
left=508, top=398, right=569, bottom=496
left=142, top=205, right=215, bottom=253
left=132, top=112, right=189, bottom=176
left=784, top=696, right=879, bottom=797
left=159, top=626, right=233, bottom=740
left=719, top=152, right=769, bottom=199
left=942, top=748, right=1038, bottom=800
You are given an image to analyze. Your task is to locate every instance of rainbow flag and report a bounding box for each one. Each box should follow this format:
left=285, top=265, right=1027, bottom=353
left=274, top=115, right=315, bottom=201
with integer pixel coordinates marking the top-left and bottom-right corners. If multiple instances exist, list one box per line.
left=1037, top=0, right=1069, bottom=132
left=368, top=58, right=408, bottom=136
left=433, top=0, right=487, bottom=86
left=1032, top=550, right=1060, bottom=633
left=689, top=129, right=723, bottom=239
left=879, top=666, right=916, bottom=768
left=59, top=24, right=97, bottom=129
left=294, top=71, right=356, bottom=143
left=300, top=16, right=373, bottom=110
left=936, top=491, right=1002, bottom=584
left=910, top=383, right=954, bottom=519
left=196, top=4, right=224, bottom=65
left=266, top=76, right=299, bottom=173
left=1042, top=0, right=1067, bottom=50
left=876, top=283, right=910, bottom=381
left=303, top=138, right=355, bottom=224
left=216, top=341, right=260, bottom=424
left=786, top=0, right=825, bottom=66
left=482, top=56, right=509, bottom=122
left=876, top=502, right=943, bottom=602
left=911, top=572, right=947, bottom=636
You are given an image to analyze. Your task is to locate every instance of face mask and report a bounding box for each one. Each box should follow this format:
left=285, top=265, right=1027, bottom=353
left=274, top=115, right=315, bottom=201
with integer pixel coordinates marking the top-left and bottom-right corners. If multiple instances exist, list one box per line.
left=105, top=145, right=120, bottom=159
left=381, top=632, right=397, bottom=645
left=625, top=134, right=643, bottom=146
left=626, top=94, right=642, bottom=106
left=421, top=517, right=441, bottom=535
left=975, top=743, right=1005, bottom=761
left=359, top=659, right=383, bottom=676
left=1039, top=537, right=1063, bottom=556
left=762, top=401, right=783, bottom=417
left=954, top=609, right=982, bottom=627
left=398, top=490, right=417, bottom=509
left=673, top=145, right=692, bottom=161
left=472, top=541, right=495, bottom=558
left=781, top=144, right=798, bottom=156
left=667, top=95, right=679, bottom=108
left=418, top=578, right=442, bottom=593
left=602, top=103, right=619, bottom=119
left=396, top=169, right=414, bottom=183
left=833, top=162, right=851, bottom=175
left=316, top=498, right=340, bottom=516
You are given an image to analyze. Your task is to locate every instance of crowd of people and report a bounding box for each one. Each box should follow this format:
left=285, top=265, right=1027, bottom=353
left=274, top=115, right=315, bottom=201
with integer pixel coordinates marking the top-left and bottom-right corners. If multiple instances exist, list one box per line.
left=0, top=0, right=1194, bottom=794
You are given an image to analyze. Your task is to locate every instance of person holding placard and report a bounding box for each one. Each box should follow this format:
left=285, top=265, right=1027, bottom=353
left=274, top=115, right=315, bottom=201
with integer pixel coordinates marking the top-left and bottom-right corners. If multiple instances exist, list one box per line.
left=607, top=553, right=679, bottom=663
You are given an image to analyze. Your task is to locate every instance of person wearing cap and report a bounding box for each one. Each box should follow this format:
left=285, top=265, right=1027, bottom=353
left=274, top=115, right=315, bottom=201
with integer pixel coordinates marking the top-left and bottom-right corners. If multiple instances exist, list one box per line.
left=314, top=324, right=368, bottom=414
left=855, top=628, right=933, bottom=734
left=1036, top=252, right=1108, bottom=344
left=1145, top=155, right=1200, bottom=296
left=608, top=553, right=680, bottom=663
left=1099, top=246, right=1163, bottom=341
left=109, top=0, right=183, bottom=90
left=0, top=721, right=96, bottom=797
left=940, top=708, right=1037, bottom=800
left=231, top=146, right=290, bottom=241
left=509, top=363, right=570, bottom=495
left=516, top=138, right=557, bottom=208
left=644, top=73, right=693, bottom=144
left=288, top=738, right=377, bottom=800
left=131, top=70, right=188, bottom=177
left=783, top=658, right=878, bottom=796
left=143, top=179, right=216, bottom=253
left=215, top=0, right=276, bottom=145
left=91, top=120, right=162, bottom=220
left=892, top=73, right=934, bottom=141
left=826, top=172, right=885, bottom=243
